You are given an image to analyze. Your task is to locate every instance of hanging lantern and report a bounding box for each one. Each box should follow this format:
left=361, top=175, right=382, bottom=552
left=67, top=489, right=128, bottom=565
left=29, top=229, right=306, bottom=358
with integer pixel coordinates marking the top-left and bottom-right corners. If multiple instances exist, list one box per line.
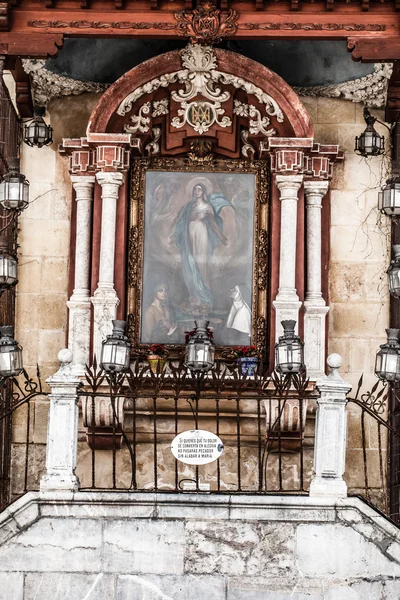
left=388, top=245, right=400, bottom=298
left=0, top=158, right=29, bottom=211
left=23, top=107, right=53, bottom=149
left=378, top=177, right=400, bottom=217
left=375, top=329, right=400, bottom=382
left=0, top=249, right=17, bottom=289
left=100, top=320, right=131, bottom=374
left=0, top=326, right=23, bottom=378
left=354, top=108, right=385, bottom=157
left=275, top=320, right=305, bottom=375
left=185, top=320, right=215, bottom=373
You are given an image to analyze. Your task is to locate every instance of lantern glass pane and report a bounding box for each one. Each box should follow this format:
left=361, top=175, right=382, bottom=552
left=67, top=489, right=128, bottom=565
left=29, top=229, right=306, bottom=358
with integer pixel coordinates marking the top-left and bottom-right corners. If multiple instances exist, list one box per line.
left=100, top=340, right=130, bottom=372
left=185, top=341, right=214, bottom=372
left=0, top=345, right=23, bottom=377
left=389, top=263, right=400, bottom=297
left=0, top=254, right=17, bottom=286
left=375, top=349, right=400, bottom=381
left=276, top=340, right=304, bottom=374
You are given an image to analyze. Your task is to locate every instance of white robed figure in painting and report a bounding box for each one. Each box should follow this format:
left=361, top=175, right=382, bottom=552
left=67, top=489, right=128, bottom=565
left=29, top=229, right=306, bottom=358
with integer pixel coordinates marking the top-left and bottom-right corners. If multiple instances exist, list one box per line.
left=226, top=284, right=252, bottom=343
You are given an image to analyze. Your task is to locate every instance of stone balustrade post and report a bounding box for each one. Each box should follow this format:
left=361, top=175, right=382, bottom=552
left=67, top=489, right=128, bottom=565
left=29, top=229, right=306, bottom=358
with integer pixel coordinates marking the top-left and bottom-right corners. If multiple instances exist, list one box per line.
left=67, top=175, right=95, bottom=375
left=91, top=170, right=124, bottom=359
left=309, top=353, right=352, bottom=498
left=40, top=349, right=81, bottom=492
left=273, top=174, right=303, bottom=339
left=304, top=180, right=330, bottom=378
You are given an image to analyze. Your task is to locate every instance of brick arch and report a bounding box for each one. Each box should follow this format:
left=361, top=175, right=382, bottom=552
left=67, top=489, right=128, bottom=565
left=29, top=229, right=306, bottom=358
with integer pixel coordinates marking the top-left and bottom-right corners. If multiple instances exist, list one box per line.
left=87, top=46, right=314, bottom=139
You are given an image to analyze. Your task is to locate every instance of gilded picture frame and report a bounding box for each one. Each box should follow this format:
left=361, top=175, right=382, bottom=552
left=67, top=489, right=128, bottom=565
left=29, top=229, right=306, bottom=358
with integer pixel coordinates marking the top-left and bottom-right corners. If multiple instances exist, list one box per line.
left=127, top=157, right=269, bottom=359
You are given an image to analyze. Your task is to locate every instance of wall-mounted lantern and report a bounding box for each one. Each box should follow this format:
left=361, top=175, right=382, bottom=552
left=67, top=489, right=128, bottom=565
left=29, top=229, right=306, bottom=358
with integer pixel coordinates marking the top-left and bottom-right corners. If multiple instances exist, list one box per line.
left=0, top=158, right=29, bottom=211
left=185, top=320, right=215, bottom=373
left=355, top=108, right=385, bottom=158
left=100, top=320, right=131, bottom=374
left=275, top=320, right=305, bottom=375
left=23, top=107, right=53, bottom=149
left=375, top=329, right=400, bottom=383
left=0, top=326, right=23, bottom=378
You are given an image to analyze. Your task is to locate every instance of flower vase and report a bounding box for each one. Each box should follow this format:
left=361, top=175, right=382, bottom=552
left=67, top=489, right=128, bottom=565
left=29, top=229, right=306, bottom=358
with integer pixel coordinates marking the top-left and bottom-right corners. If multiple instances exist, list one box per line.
left=147, top=355, right=166, bottom=374
left=237, top=356, right=258, bottom=377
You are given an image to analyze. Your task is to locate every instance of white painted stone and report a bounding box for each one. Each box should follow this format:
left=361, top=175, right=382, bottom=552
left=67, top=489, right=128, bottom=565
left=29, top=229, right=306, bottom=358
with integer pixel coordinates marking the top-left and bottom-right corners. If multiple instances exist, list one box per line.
left=67, top=175, right=95, bottom=375
left=273, top=174, right=303, bottom=339
left=40, top=349, right=81, bottom=492
left=24, top=573, right=115, bottom=600
left=103, top=520, right=185, bottom=574
left=91, top=171, right=124, bottom=360
left=0, top=518, right=102, bottom=572
left=310, top=354, right=351, bottom=498
left=303, top=180, right=329, bottom=378
left=227, top=579, right=323, bottom=600
left=296, top=523, right=400, bottom=578
left=116, top=574, right=226, bottom=600
left=184, top=521, right=295, bottom=576
left=0, top=572, right=24, bottom=600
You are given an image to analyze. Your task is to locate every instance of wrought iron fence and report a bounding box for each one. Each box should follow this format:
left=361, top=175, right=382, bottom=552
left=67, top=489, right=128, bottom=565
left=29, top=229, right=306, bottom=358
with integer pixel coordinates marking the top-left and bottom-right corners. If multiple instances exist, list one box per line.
left=346, top=375, right=400, bottom=523
left=77, top=360, right=316, bottom=494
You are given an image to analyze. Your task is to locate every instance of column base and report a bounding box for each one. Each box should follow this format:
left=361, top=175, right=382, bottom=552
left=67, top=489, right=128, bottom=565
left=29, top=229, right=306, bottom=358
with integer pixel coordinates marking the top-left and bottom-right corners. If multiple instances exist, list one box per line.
left=91, top=289, right=120, bottom=360
left=304, top=303, right=330, bottom=379
left=67, top=298, right=91, bottom=374
left=40, top=473, right=80, bottom=493
left=309, top=476, right=347, bottom=499
left=273, top=298, right=302, bottom=341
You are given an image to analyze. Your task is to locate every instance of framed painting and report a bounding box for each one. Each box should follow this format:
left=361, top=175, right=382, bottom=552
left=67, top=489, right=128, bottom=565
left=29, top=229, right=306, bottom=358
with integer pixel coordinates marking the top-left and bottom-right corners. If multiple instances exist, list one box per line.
left=127, top=157, right=269, bottom=359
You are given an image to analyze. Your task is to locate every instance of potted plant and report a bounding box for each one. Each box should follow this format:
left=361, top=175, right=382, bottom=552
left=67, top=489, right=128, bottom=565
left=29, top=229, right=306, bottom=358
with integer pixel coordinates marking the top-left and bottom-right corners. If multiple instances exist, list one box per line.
left=234, top=345, right=259, bottom=376
left=147, top=344, right=168, bottom=374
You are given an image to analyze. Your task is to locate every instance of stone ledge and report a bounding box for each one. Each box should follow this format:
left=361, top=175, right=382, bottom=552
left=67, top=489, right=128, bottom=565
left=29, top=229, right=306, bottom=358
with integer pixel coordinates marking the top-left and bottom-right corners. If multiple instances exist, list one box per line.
left=0, top=491, right=399, bottom=549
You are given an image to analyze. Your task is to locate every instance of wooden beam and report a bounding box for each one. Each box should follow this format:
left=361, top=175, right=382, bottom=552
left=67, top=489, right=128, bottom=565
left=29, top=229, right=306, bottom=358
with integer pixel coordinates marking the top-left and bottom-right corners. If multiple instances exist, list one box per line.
left=0, top=32, right=63, bottom=56
left=348, top=36, right=400, bottom=62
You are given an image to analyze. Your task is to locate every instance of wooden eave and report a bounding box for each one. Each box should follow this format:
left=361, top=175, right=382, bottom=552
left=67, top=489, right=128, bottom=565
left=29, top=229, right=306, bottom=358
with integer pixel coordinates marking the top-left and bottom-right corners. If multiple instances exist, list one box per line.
left=0, top=0, right=399, bottom=59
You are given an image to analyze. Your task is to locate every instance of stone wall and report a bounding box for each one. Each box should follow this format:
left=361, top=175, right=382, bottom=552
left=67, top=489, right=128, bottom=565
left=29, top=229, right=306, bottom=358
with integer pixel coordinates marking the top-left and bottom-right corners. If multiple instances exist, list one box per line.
left=0, top=492, right=399, bottom=599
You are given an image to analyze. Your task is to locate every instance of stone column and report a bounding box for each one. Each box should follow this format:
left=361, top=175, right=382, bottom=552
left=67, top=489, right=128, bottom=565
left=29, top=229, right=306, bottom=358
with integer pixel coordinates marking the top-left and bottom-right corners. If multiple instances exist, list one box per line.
left=67, top=175, right=95, bottom=375
left=304, top=180, right=330, bottom=378
left=40, top=349, right=81, bottom=492
left=273, top=174, right=303, bottom=339
left=309, top=353, right=352, bottom=498
left=91, top=171, right=124, bottom=360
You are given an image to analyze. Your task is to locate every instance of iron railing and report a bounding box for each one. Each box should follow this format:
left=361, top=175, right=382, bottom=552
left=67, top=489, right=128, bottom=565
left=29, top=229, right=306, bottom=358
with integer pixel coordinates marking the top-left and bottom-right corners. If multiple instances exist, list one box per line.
left=76, top=360, right=316, bottom=494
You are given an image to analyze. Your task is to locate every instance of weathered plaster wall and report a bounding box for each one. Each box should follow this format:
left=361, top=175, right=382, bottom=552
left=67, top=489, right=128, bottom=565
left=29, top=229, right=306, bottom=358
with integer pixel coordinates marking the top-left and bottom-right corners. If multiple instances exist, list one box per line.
left=0, top=493, right=399, bottom=600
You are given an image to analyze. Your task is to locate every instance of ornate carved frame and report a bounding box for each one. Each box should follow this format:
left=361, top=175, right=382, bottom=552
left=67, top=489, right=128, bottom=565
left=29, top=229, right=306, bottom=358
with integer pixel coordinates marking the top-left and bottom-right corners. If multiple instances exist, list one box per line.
left=127, top=156, right=269, bottom=361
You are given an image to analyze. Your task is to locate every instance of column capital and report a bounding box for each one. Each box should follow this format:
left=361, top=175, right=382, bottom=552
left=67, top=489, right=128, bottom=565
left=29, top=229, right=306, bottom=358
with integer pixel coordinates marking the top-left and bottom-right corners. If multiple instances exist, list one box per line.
left=304, top=179, right=329, bottom=204
left=275, top=174, right=304, bottom=195
left=71, top=175, right=96, bottom=186
left=96, top=170, right=124, bottom=188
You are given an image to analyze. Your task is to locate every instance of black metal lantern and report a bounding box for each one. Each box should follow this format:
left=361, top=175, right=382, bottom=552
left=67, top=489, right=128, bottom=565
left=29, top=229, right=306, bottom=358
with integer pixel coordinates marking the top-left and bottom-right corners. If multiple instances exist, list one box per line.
left=100, top=320, right=131, bottom=374
left=0, top=158, right=29, bottom=211
left=375, top=329, right=400, bottom=382
left=275, top=320, right=305, bottom=375
left=23, top=107, right=53, bottom=149
left=378, top=177, right=400, bottom=217
left=388, top=245, right=400, bottom=298
left=0, top=249, right=17, bottom=289
left=355, top=108, right=385, bottom=157
left=185, top=319, right=215, bottom=373
left=0, top=326, right=23, bottom=378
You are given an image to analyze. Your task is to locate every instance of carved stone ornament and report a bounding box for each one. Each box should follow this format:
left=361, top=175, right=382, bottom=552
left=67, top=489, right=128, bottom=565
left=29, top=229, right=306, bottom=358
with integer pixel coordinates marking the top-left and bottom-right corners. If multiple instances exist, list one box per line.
left=234, top=100, right=277, bottom=136
left=145, top=127, right=162, bottom=155
left=175, top=0, right=238, bottom=44
left=117, top=44, right=285, bottom=137
left=240, top=130, right=256, bottom=158
left=124, top=101, right=151, bottom=134
left=294, top=62, right=392, bottom=109
left=22, top=59, right=107, bottom=106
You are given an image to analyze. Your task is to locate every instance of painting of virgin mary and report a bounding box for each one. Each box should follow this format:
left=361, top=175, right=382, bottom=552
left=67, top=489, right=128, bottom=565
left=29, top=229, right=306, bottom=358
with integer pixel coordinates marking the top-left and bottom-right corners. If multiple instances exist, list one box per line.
left=171, top=183, right=231, bottom=308
left=140, top=169, right=256, bottom=346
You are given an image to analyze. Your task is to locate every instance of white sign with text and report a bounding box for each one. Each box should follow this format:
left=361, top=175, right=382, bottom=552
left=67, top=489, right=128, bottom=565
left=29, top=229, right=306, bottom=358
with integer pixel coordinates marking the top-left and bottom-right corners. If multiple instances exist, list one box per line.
left=171, top=429, right=224, bottom=465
